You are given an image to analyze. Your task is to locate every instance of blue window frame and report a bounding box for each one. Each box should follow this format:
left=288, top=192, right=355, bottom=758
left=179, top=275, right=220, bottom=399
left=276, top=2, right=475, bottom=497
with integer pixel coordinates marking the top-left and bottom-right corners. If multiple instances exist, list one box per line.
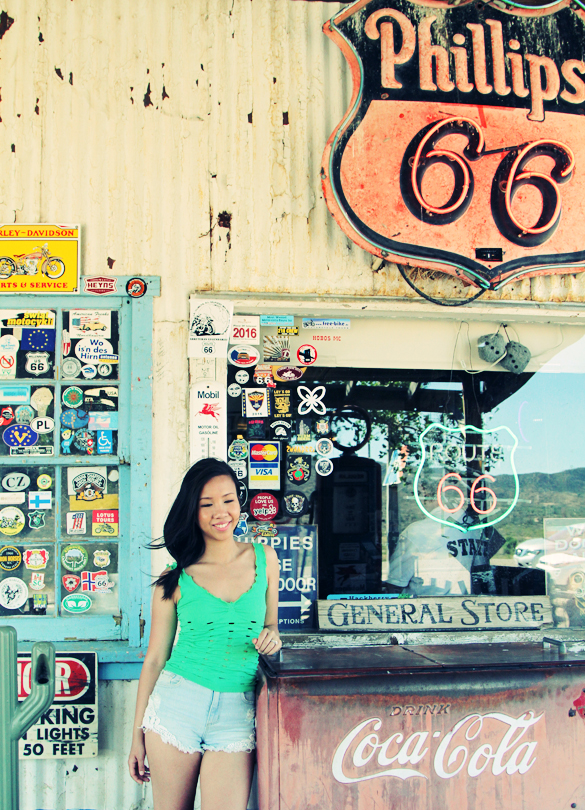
left=0, top=278, right=158, bottom=654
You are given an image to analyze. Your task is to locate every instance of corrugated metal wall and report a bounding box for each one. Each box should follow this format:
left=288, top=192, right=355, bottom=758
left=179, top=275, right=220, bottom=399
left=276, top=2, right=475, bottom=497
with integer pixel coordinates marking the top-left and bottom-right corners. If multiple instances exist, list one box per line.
left=19, top=680, right=259, bottom=810
left=1, top=0, right=584, bottom=524
left=20, top=681, right=150, bottom=810
left=2, top=0, right=584, bottom=806
left=1, top=0, right=582, bottom=313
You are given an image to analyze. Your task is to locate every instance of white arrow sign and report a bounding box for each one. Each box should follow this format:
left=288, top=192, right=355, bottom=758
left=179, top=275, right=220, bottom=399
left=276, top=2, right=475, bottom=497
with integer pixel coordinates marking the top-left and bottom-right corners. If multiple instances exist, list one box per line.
left=279, top=594, right=312, bottom=610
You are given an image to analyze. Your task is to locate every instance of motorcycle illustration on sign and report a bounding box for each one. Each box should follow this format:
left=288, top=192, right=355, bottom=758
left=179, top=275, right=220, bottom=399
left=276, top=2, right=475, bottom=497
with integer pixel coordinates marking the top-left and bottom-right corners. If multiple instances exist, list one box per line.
left=321, top=0, right=585, bottom=298
left=0, top=243, right=65, bottom=280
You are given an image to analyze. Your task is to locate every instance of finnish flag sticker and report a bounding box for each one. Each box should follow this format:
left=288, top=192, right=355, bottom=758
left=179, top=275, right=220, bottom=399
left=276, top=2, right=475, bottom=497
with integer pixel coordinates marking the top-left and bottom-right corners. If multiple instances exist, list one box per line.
left=27, top=491, right=52, bottom=510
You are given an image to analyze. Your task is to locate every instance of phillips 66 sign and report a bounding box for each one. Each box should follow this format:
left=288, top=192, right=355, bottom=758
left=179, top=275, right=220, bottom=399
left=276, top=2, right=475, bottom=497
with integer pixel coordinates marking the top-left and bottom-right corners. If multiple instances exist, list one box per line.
left=321, top=0, right=585, bottom=291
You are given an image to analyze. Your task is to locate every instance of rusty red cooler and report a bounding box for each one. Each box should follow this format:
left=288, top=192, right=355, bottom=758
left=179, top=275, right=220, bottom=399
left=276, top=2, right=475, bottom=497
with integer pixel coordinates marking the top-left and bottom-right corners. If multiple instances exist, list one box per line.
left=256, top=643, right=585, bottom=809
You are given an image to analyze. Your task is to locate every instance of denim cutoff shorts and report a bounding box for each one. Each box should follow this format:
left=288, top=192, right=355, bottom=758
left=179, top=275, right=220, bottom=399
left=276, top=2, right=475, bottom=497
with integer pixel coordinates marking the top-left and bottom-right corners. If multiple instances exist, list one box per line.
left=141, top=669, right=256, bottom=754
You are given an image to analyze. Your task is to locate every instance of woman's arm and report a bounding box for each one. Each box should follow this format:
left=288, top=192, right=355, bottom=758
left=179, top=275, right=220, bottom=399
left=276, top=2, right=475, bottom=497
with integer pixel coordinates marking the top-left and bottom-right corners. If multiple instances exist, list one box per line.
left=128, top=575, right=178, bottom=783
left=253, top=544, right=282, bottom=655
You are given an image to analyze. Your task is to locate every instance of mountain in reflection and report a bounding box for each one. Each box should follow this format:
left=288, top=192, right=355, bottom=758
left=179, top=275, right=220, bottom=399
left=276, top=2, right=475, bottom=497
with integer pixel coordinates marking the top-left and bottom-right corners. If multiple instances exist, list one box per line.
left=495, top=467, right=585, bottom=555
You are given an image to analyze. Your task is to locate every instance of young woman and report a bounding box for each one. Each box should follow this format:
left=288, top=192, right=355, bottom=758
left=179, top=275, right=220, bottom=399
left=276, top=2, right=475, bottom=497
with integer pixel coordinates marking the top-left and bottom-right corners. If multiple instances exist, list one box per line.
left=128, top=458, right=282, bottom=810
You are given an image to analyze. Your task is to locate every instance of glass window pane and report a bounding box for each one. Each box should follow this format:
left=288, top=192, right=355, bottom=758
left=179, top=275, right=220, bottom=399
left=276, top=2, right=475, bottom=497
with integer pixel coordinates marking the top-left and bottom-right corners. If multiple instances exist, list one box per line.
left=0, top=542, right=55, bottom=616
left=59, top=384, right=118, bottom=457
left=0, top=386, right=55, bottom=457
left=228, top=339, right=585, bottom=608
left=59, top=542, right=118, bottom=616
left=0, top=309, right=56, bottom=381
left=62, top=310, right=119, bottom=382
left=60, top=465, right=120, bottom=537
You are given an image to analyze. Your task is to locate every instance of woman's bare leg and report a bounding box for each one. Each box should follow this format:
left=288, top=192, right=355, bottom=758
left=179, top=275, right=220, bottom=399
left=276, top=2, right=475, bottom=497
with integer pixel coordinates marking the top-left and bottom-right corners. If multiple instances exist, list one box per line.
left=145, top=730, right=203, bottom=810
left=199, top=750, right=255, bottom=810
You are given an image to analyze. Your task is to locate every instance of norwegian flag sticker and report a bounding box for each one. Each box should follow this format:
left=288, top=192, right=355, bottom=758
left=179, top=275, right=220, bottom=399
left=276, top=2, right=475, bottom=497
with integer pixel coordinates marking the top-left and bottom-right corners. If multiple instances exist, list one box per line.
left=81, top=570, right=114, bottom=593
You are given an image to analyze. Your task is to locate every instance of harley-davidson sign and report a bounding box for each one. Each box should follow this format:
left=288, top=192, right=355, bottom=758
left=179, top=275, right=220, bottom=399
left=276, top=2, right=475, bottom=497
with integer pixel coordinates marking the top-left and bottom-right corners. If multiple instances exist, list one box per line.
left=321, top=0, right=585, bottom=291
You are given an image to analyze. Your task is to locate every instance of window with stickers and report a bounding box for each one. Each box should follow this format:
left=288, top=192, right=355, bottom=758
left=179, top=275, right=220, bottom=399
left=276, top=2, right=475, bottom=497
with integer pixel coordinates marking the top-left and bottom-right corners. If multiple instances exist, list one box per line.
left=0, top=293, right=153, bottom=645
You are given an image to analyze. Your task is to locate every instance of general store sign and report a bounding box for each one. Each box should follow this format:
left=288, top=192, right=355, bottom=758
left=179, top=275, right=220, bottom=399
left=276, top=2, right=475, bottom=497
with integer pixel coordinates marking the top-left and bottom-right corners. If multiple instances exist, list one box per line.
left=17, top=651, right=97, bottom=758
left=0, top=225, right=79, bottom=293
left=321, top=0, right=585, bottom=291
left=318, top=596, right=552, bottom=630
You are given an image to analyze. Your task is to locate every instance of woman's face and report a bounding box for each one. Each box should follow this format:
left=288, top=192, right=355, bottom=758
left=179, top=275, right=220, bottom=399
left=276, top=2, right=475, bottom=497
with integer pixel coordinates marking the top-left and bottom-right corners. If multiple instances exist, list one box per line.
left=197, top=474, right=240, bottom=545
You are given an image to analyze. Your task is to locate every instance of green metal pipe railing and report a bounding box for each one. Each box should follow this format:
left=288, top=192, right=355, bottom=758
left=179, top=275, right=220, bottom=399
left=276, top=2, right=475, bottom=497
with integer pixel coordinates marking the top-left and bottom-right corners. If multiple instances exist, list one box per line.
left=0, top=626, right=55, bottom=810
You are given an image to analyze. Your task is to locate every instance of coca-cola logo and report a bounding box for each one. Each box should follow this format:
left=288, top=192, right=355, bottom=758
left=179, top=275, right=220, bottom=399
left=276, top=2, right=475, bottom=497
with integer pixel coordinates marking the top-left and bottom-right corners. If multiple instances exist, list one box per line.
left=332, top=711, right=542, bottom=784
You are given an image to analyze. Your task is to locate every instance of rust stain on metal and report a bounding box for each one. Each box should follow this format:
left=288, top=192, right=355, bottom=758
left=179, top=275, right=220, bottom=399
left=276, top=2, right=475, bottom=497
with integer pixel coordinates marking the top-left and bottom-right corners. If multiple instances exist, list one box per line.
left=0, top=11, right=14, bottom=39
left=143, top=83, right=153, bottom=107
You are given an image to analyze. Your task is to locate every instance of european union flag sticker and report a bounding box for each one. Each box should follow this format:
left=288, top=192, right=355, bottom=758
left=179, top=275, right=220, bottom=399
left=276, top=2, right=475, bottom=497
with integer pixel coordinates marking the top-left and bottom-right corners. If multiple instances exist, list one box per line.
left=96, top=430, right=113, bottom=454
left=21, top=329, right=56, bottom=352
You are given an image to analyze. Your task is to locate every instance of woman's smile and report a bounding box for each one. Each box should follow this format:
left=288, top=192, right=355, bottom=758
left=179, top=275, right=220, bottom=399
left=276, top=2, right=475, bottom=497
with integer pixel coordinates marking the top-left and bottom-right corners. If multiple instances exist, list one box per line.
left=213, top=519, right=232, bottom=531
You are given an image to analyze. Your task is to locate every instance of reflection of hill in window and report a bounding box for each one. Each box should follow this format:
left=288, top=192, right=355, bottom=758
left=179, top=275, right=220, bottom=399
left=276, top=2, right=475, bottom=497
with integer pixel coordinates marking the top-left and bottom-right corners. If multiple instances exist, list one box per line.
left=495, top=468, right=585, bottom=554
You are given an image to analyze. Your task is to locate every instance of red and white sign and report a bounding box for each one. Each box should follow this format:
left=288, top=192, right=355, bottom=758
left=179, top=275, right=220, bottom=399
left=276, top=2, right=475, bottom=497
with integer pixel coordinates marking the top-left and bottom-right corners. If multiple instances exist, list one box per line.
left=83, top=276, right=118, bottom=295
left=17, top=651, right=97, bottom=760
left=297, top=345, right=317, bottom=366
left=18, top=656, right=91, bottom=701
left=93, top=509, right=118, bottom=524
left=332, top=711, right=541, bottom=784
left=23, top=548, right=49, bottom=570
left=228, top=344, right=260, bottom=368
left=231, top=315, right=260, bottom=345
left=190, top=382, right=227, bottom=464
left=250, top=492, right=279, bottom=521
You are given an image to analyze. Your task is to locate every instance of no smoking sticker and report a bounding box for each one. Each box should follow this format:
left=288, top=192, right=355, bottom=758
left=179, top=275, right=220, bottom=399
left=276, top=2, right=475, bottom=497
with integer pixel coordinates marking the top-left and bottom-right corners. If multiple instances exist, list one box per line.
left=297, top=345, right=317, bottom=366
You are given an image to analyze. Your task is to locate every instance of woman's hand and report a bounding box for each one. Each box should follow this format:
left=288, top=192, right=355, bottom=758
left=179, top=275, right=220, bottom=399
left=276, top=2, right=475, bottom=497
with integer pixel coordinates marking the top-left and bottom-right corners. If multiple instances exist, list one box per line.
left=253, top=625, right=282, bottom=655
left=128, top=734, right=151, bottom=784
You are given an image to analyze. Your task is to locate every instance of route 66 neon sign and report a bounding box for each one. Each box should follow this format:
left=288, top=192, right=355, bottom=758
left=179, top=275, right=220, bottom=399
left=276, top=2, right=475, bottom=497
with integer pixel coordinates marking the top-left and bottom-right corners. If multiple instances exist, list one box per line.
left=321, top=0, right=585, bottom=294
left=413, top=423, right=519, bottom=533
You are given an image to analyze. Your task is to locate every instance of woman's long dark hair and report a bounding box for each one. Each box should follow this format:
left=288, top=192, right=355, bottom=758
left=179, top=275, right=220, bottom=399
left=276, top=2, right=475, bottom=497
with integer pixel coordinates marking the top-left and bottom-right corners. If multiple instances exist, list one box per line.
left=150, top=458, right=239, bottom=600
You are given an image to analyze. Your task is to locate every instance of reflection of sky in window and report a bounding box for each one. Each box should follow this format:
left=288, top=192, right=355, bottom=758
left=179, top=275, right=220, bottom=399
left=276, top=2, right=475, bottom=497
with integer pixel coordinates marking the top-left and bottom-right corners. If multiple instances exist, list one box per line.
left=485, top=375, right=584, bottom=475
left=484, top=334, right=585, bottom=476
left=329, top=334, right=585, bottom=475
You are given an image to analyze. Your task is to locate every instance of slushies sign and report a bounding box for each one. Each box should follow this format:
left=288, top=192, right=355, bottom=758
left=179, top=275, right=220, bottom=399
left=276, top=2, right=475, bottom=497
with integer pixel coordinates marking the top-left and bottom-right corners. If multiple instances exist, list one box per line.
left=413, top=423, right=519, bottom=533
left=321, top=0, right=585, bottom=293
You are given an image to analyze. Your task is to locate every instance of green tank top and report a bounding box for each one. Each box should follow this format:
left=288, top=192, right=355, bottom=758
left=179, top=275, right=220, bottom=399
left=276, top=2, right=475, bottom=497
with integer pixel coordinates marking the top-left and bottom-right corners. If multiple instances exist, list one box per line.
left=164, top=543, right=268, bottom=692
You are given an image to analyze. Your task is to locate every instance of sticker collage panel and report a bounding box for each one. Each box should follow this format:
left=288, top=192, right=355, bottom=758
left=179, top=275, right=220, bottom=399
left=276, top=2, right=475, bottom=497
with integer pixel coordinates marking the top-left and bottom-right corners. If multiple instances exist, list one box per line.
left=0, top=466, right=56, bottom=616
left=0, top=309, right=57, bottom=381
left=59, top=465, right=119, bottom=615
left=62, top=309, right=119, bottom=382
left=226, top=315, right=338, bottom=533
left=0, top=385, right=55, bottom=457
left=0, top=306, right=122, bottom=618
left=60, top=384, right=118, bottom=457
